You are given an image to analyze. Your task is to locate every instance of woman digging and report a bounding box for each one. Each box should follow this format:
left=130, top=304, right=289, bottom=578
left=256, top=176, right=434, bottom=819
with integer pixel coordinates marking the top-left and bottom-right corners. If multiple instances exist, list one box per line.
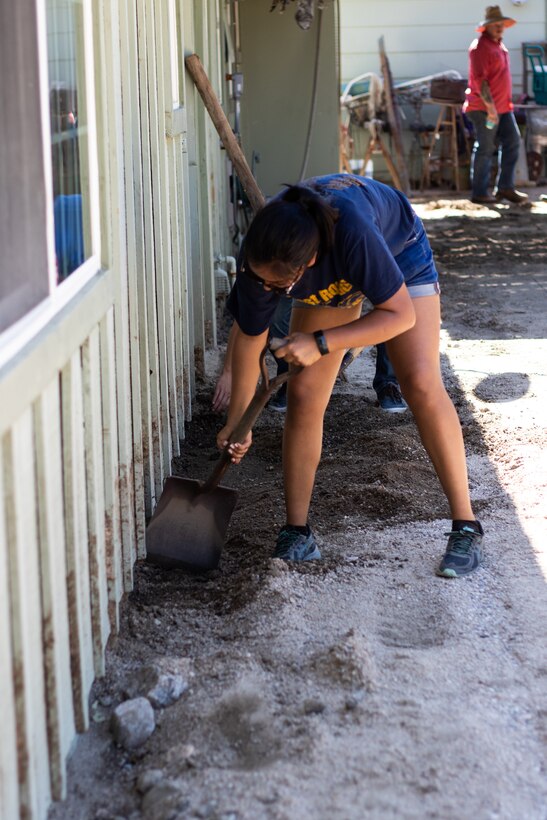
left=218, top=174, right=483, bottom=578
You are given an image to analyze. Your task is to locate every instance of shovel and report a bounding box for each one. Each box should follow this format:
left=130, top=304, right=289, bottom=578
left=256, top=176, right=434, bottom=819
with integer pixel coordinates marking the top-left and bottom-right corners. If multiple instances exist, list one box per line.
left=146, top=346, right=298, bottom=571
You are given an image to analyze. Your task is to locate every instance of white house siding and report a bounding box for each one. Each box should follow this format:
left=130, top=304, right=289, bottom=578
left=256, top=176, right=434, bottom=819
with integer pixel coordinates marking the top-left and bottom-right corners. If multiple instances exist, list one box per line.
left=340, top=0, right=547, bottom=94
left=0, top=0, right=231, bottom=816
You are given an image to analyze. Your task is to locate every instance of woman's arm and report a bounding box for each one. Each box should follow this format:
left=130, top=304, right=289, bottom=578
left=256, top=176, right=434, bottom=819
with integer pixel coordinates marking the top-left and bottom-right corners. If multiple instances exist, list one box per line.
left=274, top=283, right=416, bottom=367
left=212, top=321, right=236, bottom=413
left=217, top=322, right=269, bottom=462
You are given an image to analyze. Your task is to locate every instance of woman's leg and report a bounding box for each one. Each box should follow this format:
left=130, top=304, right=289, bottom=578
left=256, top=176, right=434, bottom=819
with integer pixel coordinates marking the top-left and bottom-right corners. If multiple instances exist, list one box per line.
left=283, top=304, right=362, bottom=526
left=386, top=294, right=474, bottom=520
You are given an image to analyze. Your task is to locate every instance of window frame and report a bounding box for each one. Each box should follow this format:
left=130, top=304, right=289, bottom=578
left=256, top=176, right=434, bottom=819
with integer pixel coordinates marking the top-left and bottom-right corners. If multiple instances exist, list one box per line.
left=0, top=0, right=102, bottom=369
left=42, top=0, right=102, bottom=291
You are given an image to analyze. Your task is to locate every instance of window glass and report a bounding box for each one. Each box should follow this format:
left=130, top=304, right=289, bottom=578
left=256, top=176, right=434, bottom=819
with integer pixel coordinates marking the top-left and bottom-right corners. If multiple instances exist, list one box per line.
left=47, top=0, right=92, bottom=283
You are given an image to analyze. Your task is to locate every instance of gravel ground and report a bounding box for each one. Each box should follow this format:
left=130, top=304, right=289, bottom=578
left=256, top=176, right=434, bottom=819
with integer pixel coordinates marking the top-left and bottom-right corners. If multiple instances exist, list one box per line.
left=49, top=192, right=547, bottom=820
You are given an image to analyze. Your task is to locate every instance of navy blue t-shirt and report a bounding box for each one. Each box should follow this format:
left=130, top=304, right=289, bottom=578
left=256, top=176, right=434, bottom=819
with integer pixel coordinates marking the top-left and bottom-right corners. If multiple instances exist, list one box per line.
left=227, top=174, right=417, bottom=336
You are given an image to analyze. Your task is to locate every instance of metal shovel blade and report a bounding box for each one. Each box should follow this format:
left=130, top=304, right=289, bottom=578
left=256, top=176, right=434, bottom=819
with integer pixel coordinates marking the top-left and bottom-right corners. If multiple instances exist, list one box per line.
left=146, top=476, right=238, bottom=571
left=145, top=351, right=296, bottom=572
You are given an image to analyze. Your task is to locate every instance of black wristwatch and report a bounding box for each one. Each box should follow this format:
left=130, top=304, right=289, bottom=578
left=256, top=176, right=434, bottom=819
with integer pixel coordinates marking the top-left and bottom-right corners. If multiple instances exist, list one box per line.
left=313, top=329, right=330, bottom=356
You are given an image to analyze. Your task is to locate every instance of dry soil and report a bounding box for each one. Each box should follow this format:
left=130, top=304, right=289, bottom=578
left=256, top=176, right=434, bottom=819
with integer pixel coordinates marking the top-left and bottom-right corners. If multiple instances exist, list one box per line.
left=49, top=193, right=547, bottom=820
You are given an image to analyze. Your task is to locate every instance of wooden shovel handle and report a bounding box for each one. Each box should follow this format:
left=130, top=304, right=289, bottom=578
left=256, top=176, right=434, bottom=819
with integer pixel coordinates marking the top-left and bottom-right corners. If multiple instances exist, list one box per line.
left=185, top=54, right=266, bottom=215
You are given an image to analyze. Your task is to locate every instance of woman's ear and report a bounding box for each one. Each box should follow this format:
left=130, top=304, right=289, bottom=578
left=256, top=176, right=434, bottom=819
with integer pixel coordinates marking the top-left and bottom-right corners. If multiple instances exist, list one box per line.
left=308, top=253, right=317, bottom=267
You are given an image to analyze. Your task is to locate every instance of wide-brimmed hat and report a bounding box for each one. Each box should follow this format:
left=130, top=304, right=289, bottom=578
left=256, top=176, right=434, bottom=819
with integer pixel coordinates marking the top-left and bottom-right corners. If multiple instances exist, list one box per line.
left=476, top=5, right=516, bottom=32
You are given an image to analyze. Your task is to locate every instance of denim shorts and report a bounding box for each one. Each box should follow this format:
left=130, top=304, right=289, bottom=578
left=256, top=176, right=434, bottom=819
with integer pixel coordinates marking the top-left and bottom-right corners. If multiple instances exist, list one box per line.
left=394, top=216, right=440, bottom=297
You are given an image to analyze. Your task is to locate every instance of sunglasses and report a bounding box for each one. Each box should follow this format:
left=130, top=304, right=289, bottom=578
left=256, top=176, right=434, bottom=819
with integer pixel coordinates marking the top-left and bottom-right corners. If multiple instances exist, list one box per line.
left=241, top=263, right=306, bottom=295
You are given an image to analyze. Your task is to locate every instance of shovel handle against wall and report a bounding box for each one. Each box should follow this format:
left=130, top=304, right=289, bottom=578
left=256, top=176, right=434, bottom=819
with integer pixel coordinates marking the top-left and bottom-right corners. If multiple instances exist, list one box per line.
left=185, top=54, right=266, bottom=216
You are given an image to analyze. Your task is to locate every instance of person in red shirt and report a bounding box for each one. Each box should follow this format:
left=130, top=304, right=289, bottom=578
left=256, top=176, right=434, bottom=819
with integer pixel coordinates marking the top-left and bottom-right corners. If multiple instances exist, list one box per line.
left=463, top=5, right=528, bottom=204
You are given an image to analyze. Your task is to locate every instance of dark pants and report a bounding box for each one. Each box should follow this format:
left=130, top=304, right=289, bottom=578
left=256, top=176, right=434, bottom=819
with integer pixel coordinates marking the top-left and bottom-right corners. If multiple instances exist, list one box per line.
left=270, top=296, right=292, bottom=378
left=372, top=343, right=398, bottom=393
left=468, top=110, right=521, bottom=197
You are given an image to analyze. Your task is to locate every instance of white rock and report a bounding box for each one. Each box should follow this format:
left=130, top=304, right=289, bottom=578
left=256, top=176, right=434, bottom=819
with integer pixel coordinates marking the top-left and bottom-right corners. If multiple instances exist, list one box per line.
left=110, top=697, right=155, bottom=750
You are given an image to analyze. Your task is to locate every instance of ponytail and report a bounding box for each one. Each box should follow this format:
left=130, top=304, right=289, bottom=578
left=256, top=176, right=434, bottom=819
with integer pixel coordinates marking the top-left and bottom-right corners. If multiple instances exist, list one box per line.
left=245, top=184, right=338, bottom=272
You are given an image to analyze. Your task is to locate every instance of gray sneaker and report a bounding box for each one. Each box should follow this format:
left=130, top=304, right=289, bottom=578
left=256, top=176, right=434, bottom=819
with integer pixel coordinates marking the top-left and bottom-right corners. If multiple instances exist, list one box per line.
left=437, top=524, right=483, bottom=578
left=376, top=383, right=407, bottom=413
left=274, top=527, right=321, bottom=561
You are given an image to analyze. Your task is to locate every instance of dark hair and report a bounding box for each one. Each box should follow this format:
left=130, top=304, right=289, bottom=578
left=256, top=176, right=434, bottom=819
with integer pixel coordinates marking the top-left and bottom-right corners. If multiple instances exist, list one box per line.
left=244, top=184, right=338, bottom=274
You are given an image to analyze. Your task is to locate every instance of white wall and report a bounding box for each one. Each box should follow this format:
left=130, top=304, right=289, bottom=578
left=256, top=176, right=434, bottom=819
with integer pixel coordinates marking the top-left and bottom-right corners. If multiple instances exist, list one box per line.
left=239, top=2, right=340, bottom=197
left=340, top=0, right=547, bottom=96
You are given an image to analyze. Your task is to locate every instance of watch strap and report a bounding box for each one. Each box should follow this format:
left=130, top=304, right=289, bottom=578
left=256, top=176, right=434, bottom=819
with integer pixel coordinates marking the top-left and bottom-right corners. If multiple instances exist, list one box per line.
left=313, top=329, right=329, bottom=356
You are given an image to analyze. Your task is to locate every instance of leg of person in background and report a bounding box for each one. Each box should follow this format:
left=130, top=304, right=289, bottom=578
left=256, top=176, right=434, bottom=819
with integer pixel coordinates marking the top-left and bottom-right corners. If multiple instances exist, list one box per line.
left=268, top=295, right=293, bottom=413
left=373, top=342, right=408, bottom=413
left=339, top=343, right=407, bottom=413
left=494, top=112, right=528, bottom=203
left=468, top=110, right=497, bottom=203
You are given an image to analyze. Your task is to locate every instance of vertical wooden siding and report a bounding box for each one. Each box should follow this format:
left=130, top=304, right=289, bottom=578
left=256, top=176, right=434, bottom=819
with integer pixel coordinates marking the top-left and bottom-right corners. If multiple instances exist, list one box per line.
left=0, top=0, right=227, bottom=815
left=2, top=413, right=51, bottom=819
left=0, top=293, right=125, bottom=814
left=0, top=446, right=20, bottom=819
